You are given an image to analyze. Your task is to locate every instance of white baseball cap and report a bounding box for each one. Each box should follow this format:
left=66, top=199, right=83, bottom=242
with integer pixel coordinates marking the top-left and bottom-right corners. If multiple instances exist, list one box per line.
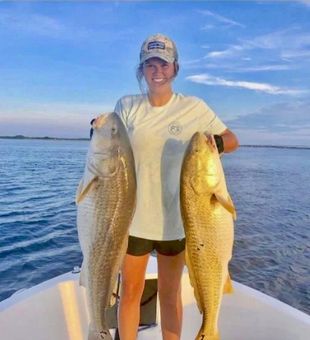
left=140, top=33, right=178, bottom=64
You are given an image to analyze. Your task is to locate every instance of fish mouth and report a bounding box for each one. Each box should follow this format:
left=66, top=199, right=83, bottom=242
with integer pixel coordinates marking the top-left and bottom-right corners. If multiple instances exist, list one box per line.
left=88, top=147, right=121, bottom=178
left=93, top=151, right=114, bottom=158
left=92, top=145, right=120, bottom=159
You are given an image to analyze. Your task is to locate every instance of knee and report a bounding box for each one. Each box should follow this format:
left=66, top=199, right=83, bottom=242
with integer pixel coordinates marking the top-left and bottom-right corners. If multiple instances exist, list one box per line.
left=121, top=280, right=145, bottom=303
left=158, top=283, right=181, bottom=307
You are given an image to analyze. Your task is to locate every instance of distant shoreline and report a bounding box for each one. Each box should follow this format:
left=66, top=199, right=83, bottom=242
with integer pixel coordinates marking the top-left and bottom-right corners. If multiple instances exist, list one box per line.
left=0, top=135, right=309, bottom=150
left=240, top=144, right=310, bottom=150
left=0, top=135, right=89, bottom=141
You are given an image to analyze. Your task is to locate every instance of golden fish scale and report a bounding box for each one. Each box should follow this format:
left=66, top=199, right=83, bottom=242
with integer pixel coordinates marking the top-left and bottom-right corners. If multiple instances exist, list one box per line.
left=181, top=179, right=234, bottom=339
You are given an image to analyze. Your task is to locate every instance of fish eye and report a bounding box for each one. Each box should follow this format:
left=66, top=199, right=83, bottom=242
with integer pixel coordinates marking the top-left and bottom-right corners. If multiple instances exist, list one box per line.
left=111, top=125, right=118, bottom=134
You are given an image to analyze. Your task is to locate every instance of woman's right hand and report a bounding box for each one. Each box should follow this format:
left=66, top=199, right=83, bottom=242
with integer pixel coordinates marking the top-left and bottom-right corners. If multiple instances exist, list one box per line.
left=89, top=115, right=108, bottom=138
left=89, top=118, right=96, bottom=139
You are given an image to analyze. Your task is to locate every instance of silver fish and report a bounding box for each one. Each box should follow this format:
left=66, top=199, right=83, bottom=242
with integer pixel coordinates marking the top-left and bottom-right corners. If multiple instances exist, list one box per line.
left=76, top=112, right=136, bottom=340
left=180, top=132, right=236, bottom=340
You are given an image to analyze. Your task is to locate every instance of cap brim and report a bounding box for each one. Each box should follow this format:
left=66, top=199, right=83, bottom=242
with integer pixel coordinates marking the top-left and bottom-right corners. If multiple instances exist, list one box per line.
left=141, top=52, right=175, bottom=64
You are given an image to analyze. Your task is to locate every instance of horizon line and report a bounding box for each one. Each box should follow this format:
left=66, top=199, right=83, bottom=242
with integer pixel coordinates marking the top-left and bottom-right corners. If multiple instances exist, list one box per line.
left=1, top=135, right=309, bottom=150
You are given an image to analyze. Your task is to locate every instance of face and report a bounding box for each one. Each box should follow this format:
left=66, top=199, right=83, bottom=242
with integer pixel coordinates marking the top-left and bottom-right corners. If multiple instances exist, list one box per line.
left=142, top=57, right=176, bottom=93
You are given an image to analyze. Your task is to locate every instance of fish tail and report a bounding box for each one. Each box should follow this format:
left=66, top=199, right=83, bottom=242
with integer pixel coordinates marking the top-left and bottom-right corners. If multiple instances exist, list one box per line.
left=223, top=273, right=234, bottom=294
left=88, top=325, right=112, bottom=340
left=195, top=312, right=220, bottom=340
left=195, top=327, right=220, bottom=340
left=194, top=265, right=228, bottom=340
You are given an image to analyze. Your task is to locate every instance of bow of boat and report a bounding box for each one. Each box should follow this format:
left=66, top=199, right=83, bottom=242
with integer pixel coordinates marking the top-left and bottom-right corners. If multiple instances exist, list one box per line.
left=0, top=257, right=309, bottom=340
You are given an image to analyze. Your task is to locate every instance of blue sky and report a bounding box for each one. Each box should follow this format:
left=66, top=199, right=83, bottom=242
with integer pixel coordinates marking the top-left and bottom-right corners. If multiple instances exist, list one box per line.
left=0, top=1, right=309, bottom=146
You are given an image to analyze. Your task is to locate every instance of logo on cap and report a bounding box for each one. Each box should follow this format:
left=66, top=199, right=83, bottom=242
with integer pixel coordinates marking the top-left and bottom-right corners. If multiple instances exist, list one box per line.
left=148, top=41, right=165, bottom=50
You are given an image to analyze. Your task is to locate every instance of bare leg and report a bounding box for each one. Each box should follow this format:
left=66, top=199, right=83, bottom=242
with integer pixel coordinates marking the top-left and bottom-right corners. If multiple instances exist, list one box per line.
left=157, top=251, right=185, bottom=340
left=118, top=253, right=150, bottom=340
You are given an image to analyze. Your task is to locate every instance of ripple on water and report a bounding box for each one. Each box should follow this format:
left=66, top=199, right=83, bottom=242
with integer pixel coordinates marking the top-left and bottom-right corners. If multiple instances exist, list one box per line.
left=1, top=142, right=309, bottom=315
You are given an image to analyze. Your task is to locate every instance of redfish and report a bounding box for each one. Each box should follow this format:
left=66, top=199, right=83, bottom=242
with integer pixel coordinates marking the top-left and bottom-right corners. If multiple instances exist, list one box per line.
left=180, top=132, right=235, bottom=340
left=76, top=113, right=136, bottom=340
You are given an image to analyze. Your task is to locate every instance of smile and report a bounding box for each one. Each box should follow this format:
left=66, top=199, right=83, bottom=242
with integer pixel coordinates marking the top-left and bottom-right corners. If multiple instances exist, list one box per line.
left=153, top=78, right=165, bottom=83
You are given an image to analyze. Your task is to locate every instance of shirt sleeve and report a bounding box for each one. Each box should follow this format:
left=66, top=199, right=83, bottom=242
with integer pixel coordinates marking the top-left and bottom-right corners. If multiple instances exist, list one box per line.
left=200, top=100, right=227, bottom=135
left=114, top=97, right=128, bottom=129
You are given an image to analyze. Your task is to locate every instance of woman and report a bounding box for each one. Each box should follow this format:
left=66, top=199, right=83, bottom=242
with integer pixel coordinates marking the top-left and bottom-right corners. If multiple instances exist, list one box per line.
left=100, top=33, right=239, bottom=340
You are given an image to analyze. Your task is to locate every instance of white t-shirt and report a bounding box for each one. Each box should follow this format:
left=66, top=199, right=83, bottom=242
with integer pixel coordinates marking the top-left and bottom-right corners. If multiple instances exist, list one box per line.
left=114, top=93, right=227, bottom=241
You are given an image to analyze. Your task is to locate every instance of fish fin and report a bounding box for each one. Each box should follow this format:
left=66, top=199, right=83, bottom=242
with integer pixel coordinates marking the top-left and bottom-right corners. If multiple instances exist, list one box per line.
left=79, top=261, right=87, bottom=287
left=75, top=176, right=98, bottom=204
left=109, top=278, right=120, bottom=307
left=190, top=176, right=210, bottom=195
left=75, top=180, right=83, bottom=203
left=185, top=248, right=203, bottom=314
left=223, top=273, right=234, bottom=294
left=213, top=193, right=237, bottom=220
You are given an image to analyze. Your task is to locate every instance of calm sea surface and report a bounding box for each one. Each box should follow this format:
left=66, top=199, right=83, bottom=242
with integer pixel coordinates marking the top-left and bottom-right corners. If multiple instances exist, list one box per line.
left=0, top=139, right=309, bottom=314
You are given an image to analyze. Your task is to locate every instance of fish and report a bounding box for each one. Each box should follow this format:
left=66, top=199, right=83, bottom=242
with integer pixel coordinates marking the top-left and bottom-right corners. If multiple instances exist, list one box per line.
left=180, top=132, right=236, bottom=340
left=76, top=112, right=136, bottom=340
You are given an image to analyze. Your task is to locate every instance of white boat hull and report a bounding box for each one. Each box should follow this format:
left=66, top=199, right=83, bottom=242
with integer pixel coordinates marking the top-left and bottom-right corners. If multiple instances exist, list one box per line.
left=0, top=257, right=309, bottom=340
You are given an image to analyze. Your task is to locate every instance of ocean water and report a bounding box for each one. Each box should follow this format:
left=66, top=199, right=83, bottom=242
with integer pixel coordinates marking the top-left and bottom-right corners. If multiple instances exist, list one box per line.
left=0, top=139, right=309, bottom=315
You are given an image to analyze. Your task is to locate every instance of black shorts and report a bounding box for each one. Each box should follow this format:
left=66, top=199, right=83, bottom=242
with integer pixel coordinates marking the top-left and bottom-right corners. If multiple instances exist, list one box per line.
left=127, top=235, right=185, bottom=256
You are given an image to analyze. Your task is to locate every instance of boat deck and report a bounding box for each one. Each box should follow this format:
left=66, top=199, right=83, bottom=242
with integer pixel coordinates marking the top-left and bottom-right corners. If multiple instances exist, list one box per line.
left=0, top=258, right=309, bottom=340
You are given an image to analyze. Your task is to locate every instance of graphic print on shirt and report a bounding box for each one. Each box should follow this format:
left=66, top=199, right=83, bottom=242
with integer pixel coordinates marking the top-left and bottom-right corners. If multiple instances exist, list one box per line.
left=168, top=121, right=183, bottom=136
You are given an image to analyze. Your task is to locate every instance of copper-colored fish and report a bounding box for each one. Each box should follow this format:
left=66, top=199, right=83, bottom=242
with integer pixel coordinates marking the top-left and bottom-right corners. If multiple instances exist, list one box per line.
left=76, top=113, right=136, bottom=340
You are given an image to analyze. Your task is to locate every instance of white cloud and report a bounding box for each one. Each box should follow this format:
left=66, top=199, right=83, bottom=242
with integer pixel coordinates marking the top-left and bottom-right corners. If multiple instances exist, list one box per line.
left=0, top=101, right=113, bottom=120
left=186, top=73, right=307, bottom=96
left=206, top=44, right=244, bottom=59
left=229, top=100, right=310, bottom=129
left=248, top=28, right=310, bottom=55
left=0, top=8, right=130, bottom=42
left=181, top=58, right=292, bottom=73
left=295, top=0, right=310, bottom=7
left=207, top=50, right=234, bottom=58
left=0, top=10, right=67, bottom=38
left=234, top=127, right=310, bottom=147
left=0, top=101, right=114, bottom=138
left=281, top=49, right=310, bottom=59
left=228, top=100, right=310, bottom=146
left=201, top=24, right=216, bottom=31
left=236, top=65, right=292, bottom=72
left=205, top=28, right=310, bottom=63
left=198, top=9, right=245, bottom=28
